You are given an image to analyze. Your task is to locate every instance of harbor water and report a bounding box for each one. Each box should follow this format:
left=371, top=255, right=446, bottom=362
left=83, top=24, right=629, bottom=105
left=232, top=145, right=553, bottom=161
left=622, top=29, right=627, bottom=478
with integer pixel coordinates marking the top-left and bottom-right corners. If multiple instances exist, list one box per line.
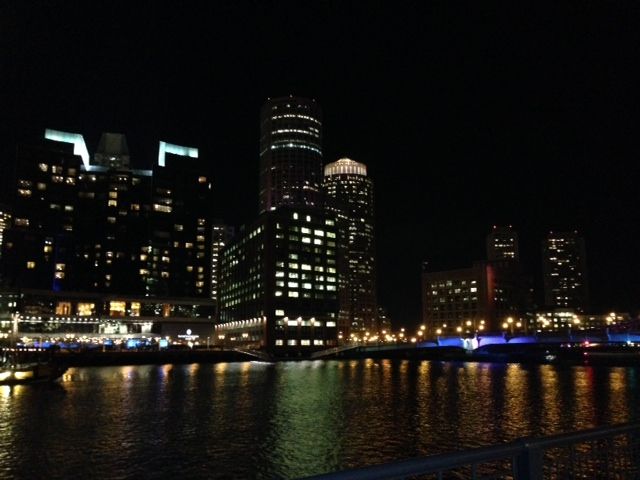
left=1, top=359, right=638, bottom=479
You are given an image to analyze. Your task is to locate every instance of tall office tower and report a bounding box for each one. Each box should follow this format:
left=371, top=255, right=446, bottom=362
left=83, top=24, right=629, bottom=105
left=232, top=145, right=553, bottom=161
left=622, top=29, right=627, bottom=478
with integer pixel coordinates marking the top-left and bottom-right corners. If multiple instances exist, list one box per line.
left=210, top=222, right=235, bottom=303
left=323, top=158, right=377, bottom=338
left=486, top=225, right=519, bottom=262
left=93, top=133, right=131, bottom=169
left=217, top=208, right=339, bottom=356
left=542, top=231, right=589, bottom=312
left=258, top=96, right=323, bottom=213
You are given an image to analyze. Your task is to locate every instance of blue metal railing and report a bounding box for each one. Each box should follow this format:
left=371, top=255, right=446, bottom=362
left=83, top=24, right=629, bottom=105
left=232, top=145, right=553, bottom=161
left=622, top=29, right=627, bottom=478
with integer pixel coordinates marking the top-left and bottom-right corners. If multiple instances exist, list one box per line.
left=301, top=423, right=640, bottom=480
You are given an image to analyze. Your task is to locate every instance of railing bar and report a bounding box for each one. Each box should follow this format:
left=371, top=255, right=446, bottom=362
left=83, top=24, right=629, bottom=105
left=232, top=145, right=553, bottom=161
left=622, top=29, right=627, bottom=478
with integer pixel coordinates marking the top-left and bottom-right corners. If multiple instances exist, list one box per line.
left=300, top=423, right=640, bottom=480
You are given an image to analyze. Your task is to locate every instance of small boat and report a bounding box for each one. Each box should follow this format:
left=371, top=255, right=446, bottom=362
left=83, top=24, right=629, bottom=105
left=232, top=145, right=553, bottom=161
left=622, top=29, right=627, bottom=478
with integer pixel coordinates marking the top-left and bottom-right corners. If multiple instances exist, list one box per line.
left=0, top=350, right=67, bottom=385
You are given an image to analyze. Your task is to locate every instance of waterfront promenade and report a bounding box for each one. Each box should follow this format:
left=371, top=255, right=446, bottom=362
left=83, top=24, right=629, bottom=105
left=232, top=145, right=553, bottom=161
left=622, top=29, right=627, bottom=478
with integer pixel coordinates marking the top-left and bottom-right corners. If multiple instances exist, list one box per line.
left=43, top=339, right=640, bottom=367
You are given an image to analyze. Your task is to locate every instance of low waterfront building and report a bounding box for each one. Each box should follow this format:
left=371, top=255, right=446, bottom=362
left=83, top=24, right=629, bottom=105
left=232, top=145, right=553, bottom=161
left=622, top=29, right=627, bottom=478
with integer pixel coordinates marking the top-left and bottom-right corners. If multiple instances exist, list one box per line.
left=532, top=309, right=629, bottom=333
left=421, top=260, right=532, bottom=335
left=1, top=288, right=215, bottom=342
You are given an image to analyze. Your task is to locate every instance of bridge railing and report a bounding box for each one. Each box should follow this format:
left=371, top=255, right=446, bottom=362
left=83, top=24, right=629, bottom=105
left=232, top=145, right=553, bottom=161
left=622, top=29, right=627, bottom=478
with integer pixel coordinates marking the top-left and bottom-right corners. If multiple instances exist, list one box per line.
left=301, top=422, right=640, bottom=480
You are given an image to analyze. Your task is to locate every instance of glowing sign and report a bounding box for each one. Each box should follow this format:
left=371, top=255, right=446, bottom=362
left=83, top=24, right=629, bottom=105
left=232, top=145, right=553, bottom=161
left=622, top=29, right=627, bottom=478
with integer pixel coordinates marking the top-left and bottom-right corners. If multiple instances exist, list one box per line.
left=158, top=141, right=199, bottom=167
left=44, top=129, right=90, bottom=168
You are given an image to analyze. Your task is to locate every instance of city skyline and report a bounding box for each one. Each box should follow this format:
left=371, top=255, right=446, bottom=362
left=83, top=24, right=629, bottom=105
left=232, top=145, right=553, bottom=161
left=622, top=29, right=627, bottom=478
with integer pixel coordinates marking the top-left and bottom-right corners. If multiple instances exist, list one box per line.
left=1, top=3, right=639, bottom=325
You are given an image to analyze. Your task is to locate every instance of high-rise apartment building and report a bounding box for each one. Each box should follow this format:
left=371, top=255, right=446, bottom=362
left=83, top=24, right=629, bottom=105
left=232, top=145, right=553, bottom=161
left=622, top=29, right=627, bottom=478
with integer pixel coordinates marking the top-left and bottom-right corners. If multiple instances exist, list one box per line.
left=1, top=130, right=212, bottom=298
left=258, top=96, right=323, bottom=213
left=323, top=158, right=377, bottom=338
left=486, top=225, right=519, bottom=262
left=542, top=231, right=588, bottom=311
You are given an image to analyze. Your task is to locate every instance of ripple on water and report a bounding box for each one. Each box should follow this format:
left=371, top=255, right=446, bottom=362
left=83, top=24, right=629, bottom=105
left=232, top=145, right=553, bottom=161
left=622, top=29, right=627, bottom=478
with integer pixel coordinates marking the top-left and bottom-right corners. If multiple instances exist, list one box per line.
left=0, top=361, right=638, bottom=479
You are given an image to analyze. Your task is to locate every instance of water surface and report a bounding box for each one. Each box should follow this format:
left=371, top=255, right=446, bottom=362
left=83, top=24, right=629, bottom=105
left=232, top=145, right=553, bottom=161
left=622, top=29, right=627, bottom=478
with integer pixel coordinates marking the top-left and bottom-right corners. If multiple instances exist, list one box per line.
left=0, top=360, right=638, bottom=479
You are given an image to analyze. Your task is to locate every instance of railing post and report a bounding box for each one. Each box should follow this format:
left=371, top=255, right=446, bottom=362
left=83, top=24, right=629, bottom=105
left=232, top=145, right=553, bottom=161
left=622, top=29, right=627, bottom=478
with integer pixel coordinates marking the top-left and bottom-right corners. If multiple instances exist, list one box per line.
left=514, top=441, right=543, bottom=480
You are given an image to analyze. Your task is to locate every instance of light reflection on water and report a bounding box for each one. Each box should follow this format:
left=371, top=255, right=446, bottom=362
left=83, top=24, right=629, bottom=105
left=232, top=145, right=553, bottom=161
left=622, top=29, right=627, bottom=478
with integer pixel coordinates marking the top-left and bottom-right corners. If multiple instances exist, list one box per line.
left=0, top=360, right=638, bottom=479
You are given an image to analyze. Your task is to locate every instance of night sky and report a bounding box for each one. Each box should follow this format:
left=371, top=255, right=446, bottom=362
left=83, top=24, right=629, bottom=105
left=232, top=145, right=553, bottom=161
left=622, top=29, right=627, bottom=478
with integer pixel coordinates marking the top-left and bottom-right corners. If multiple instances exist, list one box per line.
left=1, top=2, right=639, bottom=326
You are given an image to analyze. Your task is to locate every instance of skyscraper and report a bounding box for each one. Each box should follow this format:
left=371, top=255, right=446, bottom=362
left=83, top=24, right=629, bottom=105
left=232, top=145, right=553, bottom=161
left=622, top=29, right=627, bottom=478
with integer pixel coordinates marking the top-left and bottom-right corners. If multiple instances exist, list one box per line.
left=542, top=231, right=588, bottom=311
left=486, top=225, right=519, bottom=262
left=217, top=208, right=339, bottom=355
left=258, top=96, right=323, bottom=213
left=323, top=158, right=377, bottom=338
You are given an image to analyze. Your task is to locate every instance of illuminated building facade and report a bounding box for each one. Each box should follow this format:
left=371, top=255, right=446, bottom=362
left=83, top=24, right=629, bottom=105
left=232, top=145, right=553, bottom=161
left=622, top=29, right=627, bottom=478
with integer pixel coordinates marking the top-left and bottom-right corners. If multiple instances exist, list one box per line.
left=217, top=208, right=339, bottom=356
left=146, top=148, right=212, bottom=297
left=258, top=96, right=323, bottom=213
left=0, top=288, right=214, bottom=339
left=1, top=140, right=84, bottom=290
left=486, top=225, right=519, bottom=262
left=421, top=260, right=532, bottom=335
left=0, top=131, right=212, bottom=299
left=532, top=308, right=628, bottom=333
left=323, top=158, right=377, bottom=339
left=0, top=205, right=11, bottom=261
left=542, top=231, right=588, bottom=312
left=210, top=223, right=235, bottom=303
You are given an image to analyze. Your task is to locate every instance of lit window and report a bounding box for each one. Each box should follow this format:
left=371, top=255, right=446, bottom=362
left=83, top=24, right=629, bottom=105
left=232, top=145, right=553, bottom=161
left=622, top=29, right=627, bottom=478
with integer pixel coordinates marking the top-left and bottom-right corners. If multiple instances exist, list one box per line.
left=55, top=302, right=72, bottom=315
left=288, top=291, right=299, bottom=298
left=198, top=176, right=207, bottom=183
left=275, top=339, right=284, bottom=346
left=109, top=301, right=126, bottom=317
left=287, top=339, right=297, bottom=346
left=77, top=303, right=95, bottom=316
left=275, top=309, right=285, bottom=316
left=301, top=339, right=311, bottom=346
left=26, top=261, right=36, bottom=269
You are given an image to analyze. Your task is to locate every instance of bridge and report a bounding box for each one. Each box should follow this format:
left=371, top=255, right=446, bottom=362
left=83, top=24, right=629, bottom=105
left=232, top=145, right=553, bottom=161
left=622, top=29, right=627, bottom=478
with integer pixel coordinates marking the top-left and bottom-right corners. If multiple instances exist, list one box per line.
left=301, top=422, right=640, bottom=479
left=309, top=331, right=640, bottom=360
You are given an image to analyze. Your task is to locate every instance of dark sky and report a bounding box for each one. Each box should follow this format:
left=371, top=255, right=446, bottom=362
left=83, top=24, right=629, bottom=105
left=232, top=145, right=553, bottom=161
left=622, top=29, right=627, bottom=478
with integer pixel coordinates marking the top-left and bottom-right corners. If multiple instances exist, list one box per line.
left=1, top=1, right=639, bottom=325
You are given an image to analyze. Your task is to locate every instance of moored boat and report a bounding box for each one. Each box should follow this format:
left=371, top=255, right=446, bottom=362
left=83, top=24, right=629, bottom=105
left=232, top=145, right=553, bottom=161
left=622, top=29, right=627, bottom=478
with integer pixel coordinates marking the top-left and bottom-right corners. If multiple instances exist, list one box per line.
left=0, top=350, right=67, bottom=385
